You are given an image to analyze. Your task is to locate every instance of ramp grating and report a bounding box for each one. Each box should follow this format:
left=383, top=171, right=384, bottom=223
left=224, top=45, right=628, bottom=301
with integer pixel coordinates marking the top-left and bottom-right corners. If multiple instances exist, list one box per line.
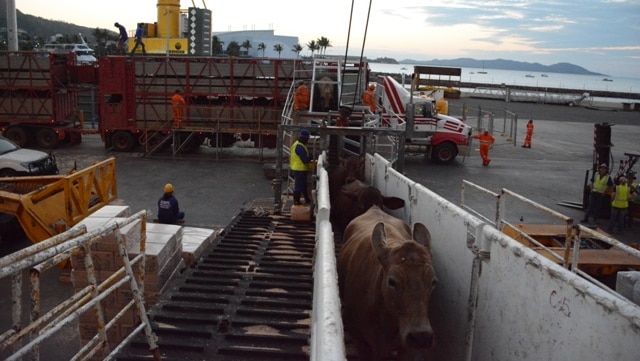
left=115, top=200, right=316, bottom=361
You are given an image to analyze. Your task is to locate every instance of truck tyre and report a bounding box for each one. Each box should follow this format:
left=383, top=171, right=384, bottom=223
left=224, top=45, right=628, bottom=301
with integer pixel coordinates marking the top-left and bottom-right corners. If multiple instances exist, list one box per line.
left=431, top=143, right=458, bottom=164
left=36, top=128, right=60, bottom=149
left=112, top=131, right=136, bottom=152
left=5, top=127, right=29, bottom=148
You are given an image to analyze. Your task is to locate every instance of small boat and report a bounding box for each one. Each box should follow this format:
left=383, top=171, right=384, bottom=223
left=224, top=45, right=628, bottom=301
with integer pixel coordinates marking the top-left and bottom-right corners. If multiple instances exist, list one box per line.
left=37, top=34, right=97, bottom=65
left=602, top=78, right=613, bottom=82
left=525, top=74, right=534, bottom=78
left=541, top=74, right=548, bottom=77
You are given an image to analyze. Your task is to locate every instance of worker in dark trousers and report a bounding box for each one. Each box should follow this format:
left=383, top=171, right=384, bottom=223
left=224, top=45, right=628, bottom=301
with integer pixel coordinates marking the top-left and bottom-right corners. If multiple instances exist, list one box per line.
left=289, top=129, right=313, bottom=205
left=130, top=23, right=147, bottom=55
left=581, top=163, right=613, bottom=224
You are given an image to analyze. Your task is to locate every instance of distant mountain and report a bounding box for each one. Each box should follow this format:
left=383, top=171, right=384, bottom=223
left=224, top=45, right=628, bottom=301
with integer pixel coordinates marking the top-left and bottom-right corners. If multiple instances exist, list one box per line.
left=0, top=0, right=100, bottom=43
left=397, top=58, right=605, bottom=76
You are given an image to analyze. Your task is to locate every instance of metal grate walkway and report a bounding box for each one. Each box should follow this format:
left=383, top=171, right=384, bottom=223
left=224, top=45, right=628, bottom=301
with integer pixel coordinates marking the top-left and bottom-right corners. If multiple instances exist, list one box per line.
left=116, top=200, right=316, bottom=361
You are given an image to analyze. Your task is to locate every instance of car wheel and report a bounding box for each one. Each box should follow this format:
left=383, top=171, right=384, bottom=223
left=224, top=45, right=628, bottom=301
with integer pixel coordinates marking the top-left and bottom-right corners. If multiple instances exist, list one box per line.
left=431, top=143, right=458, bottom=164
left=5, top=127, right=29, bottom=148
left=111, top=131, right=136, bottom=152
left=36, top=128, right=60, bottom=149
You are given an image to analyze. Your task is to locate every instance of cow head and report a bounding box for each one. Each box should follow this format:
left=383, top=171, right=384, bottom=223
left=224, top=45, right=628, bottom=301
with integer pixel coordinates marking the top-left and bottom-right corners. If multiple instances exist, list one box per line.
left=340, top=156, right=365, bottom=184
left=372, top=222, right=437, bottom=351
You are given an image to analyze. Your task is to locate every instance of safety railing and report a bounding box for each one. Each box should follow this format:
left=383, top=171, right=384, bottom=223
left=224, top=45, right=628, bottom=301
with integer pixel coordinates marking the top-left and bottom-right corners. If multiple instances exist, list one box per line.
left=0, top=210, right=160, bottom=361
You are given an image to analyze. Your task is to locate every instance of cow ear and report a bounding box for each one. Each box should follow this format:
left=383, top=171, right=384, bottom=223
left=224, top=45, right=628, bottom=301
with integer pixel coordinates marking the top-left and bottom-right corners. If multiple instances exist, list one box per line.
left=413, top=223, right=431, bottom=250
left=371, top=222, right=389, bottom=263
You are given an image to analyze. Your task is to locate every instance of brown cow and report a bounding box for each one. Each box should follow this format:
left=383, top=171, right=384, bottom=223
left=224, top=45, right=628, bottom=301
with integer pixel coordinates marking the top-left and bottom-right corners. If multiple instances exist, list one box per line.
left=327, top=156, right=365, bottom=200
left=338, top=206, right=436, bottom=361
left=331, top=179, right=404, bottom=233
left=317, top=76, right=335, bottom=111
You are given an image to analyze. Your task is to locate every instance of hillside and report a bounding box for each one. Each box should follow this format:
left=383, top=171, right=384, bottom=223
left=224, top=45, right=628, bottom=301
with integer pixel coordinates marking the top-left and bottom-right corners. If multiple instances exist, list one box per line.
left=0, top=0, right=100, bottom=42
left=405, top=58, right=603, bottom=76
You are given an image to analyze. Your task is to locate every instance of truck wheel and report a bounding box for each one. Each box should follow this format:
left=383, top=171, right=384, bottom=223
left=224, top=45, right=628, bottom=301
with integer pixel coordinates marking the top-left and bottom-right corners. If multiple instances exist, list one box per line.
left=5, top=127, right=29, bottom=148
left=111, top=131, right=136, bottom=152
left=431, top=143, right=458, bottom=164
left=36, top=128, right=60, bottom=149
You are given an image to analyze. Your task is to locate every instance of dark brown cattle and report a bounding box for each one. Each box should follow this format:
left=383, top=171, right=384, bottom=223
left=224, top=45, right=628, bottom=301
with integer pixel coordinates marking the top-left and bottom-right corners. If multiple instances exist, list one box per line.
left=331, top=179, right=404, bottom=233
left=327, top=156, right=365, bottom=202
left=338, top=206, right=436, bottom=361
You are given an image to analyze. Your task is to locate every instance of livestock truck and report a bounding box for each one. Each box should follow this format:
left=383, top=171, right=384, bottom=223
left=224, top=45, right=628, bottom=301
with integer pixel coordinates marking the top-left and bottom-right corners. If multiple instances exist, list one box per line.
left=0, top=51, right=91, bottom=148
left=311, top=151, right=640, bottom=361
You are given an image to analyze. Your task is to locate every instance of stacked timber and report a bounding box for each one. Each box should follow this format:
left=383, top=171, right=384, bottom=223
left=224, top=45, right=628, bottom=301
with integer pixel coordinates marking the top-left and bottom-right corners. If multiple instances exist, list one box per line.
left=68, top=204, right=216, bottom=358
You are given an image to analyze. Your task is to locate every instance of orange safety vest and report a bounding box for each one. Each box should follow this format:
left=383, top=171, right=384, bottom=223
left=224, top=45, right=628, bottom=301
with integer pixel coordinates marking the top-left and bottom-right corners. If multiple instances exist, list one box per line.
left=362, top=89, right=377, bottom=112
left=473, top=133, right=495, bottom=146
left=294, top=84, right=310, bottom=111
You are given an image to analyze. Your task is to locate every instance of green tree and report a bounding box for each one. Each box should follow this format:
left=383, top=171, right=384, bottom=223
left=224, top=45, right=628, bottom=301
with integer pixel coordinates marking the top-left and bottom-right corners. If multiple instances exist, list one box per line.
left=306, top=40, right=320, bottom=56
left=212, top=36, right=225, bottom=55
left=317, top=36, right=332, bottom=54
left=241, top=39, right=252, bottom=56
left=291, top=43, right=303, bottom=58
left=273, top=43, right=284, bottom=58
left=226, top=41, right=240, bottom=57
left=91, top=27, right=115, bottom=56
left=257, top=42, right=266, bottom=57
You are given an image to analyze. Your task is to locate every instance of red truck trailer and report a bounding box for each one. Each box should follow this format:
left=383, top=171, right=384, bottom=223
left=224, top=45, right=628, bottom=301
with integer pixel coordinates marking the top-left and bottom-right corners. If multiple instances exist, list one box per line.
left=97, top=56, right=313, bottom=154
left=0, top=51, right=93, bottom=148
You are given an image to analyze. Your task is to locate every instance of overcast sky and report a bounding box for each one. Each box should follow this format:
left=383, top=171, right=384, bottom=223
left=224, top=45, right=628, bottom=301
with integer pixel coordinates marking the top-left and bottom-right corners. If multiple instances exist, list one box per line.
left=15, top=0, right=640, bottom=78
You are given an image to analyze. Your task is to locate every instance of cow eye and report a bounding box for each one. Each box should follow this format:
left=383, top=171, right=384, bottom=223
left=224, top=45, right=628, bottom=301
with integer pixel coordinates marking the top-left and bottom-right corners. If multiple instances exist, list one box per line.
left=431, top=278, right=438, bottom=289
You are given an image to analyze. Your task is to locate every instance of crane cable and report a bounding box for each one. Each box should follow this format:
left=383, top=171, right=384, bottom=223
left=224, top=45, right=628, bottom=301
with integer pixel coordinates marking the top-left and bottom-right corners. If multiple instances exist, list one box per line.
left=340, top=0, right=373, bottom=107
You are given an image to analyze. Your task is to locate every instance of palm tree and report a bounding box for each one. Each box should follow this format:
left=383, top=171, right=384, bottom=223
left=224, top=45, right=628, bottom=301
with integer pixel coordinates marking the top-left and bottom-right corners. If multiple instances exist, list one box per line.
left=273, top=44, right=284, bottom=58
left=257, top=42, right=266, bottom=57
left=212, top=36, right=224, bottom=55
left=226, top=41, right=240, bottom=57
left=306, top=40, right=320, bottom=56
left=317, top=36, right=332, bottom=54
left=291, top=44, right=303, bottom=58
left=241, top=40, right=252, bottom=56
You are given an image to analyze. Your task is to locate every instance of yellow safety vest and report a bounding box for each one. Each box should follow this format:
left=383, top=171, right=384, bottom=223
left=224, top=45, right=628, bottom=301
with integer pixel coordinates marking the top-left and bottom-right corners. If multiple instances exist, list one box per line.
left=289, top=140, right=310, bottom=171
left=592, top=174, right=609, bottom=194
left=611, top=184, right=630, bottom=208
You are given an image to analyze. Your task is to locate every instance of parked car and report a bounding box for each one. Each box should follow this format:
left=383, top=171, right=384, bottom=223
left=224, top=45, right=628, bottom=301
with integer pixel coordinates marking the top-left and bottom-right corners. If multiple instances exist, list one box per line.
left=0, top=136, right=59, bottom=177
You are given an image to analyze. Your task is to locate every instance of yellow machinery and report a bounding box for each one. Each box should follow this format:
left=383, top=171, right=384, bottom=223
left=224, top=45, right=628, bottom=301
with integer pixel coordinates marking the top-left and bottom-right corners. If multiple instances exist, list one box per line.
left=0, top=158, right=117, bottom=244
left=129, top=0, right=189, bottom=55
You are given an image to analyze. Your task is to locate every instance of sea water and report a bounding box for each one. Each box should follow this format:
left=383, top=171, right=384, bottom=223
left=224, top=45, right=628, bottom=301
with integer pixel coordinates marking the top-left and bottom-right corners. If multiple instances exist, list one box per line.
left=368, top=63, right=640, bottom=95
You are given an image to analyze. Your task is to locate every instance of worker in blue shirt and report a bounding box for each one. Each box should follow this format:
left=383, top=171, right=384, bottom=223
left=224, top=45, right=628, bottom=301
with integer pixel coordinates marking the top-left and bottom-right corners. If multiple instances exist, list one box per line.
left=130, top=23, right=146, bottom=55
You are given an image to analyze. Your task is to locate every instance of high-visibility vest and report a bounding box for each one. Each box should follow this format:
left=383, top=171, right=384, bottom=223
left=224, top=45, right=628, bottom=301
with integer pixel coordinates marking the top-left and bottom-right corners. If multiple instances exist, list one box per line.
left=592, top=174, right=610, bottom=194
left=611, top=184, right=630, bottom=208
left=289, top=140, right=310, bottom=171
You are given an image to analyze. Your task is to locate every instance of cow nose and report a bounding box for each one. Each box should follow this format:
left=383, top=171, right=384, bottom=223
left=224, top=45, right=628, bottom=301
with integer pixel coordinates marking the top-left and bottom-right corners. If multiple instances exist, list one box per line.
left=345, top=176, right=356, bottom=183
left=406, top=331, right=435, bottom=349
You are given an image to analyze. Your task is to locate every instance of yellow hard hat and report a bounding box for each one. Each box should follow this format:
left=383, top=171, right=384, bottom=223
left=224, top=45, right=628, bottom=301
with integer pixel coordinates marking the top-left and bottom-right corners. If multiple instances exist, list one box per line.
left=164, top=183, right=174, bottom=193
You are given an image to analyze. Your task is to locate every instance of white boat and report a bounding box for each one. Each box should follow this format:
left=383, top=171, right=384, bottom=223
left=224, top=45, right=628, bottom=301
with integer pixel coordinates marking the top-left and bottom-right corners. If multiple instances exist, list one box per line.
left=38, top=35, right=97, bottom=65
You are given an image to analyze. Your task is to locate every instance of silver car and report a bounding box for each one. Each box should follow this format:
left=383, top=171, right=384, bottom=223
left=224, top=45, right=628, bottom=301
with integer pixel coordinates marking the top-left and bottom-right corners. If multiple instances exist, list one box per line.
left=0, top=136, right=59, bottom=177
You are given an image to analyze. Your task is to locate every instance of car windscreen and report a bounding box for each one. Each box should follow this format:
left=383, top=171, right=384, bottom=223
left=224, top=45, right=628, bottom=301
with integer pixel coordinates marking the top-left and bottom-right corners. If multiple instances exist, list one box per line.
left=0, top=139, right=19, bottom=155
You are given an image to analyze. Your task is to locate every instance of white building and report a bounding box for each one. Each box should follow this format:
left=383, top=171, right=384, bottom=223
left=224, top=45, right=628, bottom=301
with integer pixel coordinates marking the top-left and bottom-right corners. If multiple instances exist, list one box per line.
left=212, top=30, right=300, bottom=58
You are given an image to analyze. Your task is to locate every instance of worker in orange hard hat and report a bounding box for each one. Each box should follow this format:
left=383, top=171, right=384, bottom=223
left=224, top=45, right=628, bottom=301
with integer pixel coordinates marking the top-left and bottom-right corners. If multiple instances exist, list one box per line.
left=472, top=130, right=495, bottom=166
left=158, top=183, right=185, bottom=224
left=362, top=83, right=377, bottom=112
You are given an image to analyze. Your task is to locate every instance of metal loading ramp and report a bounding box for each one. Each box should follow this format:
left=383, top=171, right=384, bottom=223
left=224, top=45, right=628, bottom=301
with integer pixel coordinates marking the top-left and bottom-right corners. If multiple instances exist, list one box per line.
left=115, top=199, right=316, bottom=361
